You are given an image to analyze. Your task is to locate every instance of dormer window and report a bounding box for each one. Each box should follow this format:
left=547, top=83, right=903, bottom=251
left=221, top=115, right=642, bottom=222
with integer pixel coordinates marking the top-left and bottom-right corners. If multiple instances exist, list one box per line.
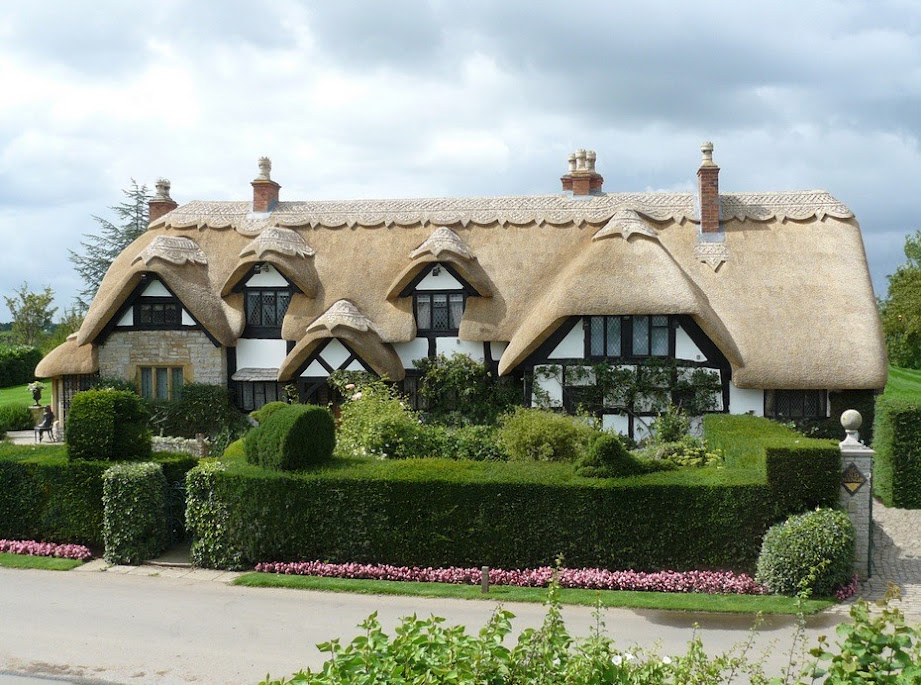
left=415, top=292, right=465, bottom=334
left=586, top=315, right=672, bottom=359
left=135, top=299, right=181, bottom=328
left=244, top=288, right=291, bottom=338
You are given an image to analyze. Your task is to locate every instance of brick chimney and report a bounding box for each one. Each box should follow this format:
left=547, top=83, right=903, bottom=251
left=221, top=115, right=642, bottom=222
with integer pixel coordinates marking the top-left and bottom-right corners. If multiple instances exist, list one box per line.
left=148, top=178, right=178, bottom=225
left=697, top=142, right=721, bottom=233
left=252, top=156, right=280, bottom=213
left=561, top=149, right=603, bottom=196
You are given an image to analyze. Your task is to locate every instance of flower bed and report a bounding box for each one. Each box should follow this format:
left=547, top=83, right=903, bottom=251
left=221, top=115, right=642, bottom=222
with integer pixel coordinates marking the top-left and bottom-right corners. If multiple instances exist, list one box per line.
left=0, top=539, right=92, bottom=561
left=254, top=560, right=766, bottom=595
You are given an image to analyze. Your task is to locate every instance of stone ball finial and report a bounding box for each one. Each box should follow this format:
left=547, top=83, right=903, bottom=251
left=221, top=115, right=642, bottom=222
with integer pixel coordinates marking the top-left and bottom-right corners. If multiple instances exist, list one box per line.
left=257, top=156, right=272, bottom=181
left=154, top=178, right=172, bottom=200
left=841, top=409, right=862, bottom=431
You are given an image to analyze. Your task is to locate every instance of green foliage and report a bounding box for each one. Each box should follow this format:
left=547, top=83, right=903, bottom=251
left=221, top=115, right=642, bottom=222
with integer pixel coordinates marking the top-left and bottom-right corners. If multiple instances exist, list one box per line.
left=634, top=436, right=724, bottom=469
left=756, top=508, right=855, bottom=596
left=0, top=404, right=34, bottom=432
left=186, top=414, right=839, bottom=571
left=40, top=308, right=85, bottom=355
left=102, top=462, right=168, bottom=565
left=88, top=375, right=138, bottom=393
left=498, top=408, right=595, bottom=462
left=3, top=282, right=57, bottom=347
left=413, top=353, right=520, bottom=426
left=66, top=389, right=152, bottom=462
left=577, top=433, right=652, bottom=477
left=148, top=383, right=249, bottom=441
left=334, top=378, right=431, bottom=459
left=437, top=424, right=508, bottom=461
left=69, top=180, right=151, bottom=310
left=872, top=394, right=921, bottom=507
left=250, top=401, right=289, bottom=425
left=245, top=404, right=336, bottom=471
left=651, top=404, right=691, bottom=444
left=881, top=229, right=921, bottom=369
left=0, top=345, right=43, bottom=388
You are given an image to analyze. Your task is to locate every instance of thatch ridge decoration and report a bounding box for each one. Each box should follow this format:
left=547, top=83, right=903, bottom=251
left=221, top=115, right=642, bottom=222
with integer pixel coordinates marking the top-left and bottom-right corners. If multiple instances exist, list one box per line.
left=131, top=236, right=207, bottom=266
left=410, top=226, right=476, bottom=261
left=307, top=300, right=380, bottom=336
left=240, top=227, right=315, bottom=259
left=720, top=192, right=853, bottom=223
left=593, top=209, right=659, bottom=241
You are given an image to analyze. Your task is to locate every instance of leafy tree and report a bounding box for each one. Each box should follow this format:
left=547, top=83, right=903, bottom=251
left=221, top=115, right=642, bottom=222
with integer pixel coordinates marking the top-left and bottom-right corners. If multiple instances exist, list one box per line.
left=69, top=180, right=151, bottom=310
left=881, top=230, right=921, bottom=368
left=3, top=282, right=57, bottom=347
left=40, top=307, right=85, bottom=354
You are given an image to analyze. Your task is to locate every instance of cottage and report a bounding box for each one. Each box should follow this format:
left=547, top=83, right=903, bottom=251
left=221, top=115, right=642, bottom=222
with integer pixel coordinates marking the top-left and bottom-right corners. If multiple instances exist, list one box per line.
left=37, top=144, right=887, bottom=437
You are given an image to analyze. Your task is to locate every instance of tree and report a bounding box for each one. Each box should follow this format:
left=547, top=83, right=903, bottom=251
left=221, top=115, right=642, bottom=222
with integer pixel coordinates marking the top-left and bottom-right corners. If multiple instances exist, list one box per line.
left=69, top=180, right=151, bottom=310
left=881, top=230, right=921, bottom=368
left=4, top=282, right=57, bottom=347
left=40, top=307, right=86, bottom=354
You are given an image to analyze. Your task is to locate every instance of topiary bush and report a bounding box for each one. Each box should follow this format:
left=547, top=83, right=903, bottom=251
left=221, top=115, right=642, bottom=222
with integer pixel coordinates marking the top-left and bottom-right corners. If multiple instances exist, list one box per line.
left=250, top=401, right=289, bottom=426
left=66, top=389, right=151, bottom=462
left=102, top=462, right=168, bottom=565
left=0, top=404, right=34, bottom=432
left=756, top=508, right=855, bottom=597
left=873, top=394, right=921, bottom=508
left=245, top=404, right=336, bottom=471
left=497, top=408, right=595, bottom=462
left=577, top=433, right=652, bottom=477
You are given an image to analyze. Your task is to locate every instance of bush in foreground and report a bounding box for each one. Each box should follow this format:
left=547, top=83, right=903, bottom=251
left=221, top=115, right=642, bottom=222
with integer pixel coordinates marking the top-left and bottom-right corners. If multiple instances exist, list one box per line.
left=498, top=408, right=595, bottom=462
left=576, top=433, right=653, bottom=477
left=334, top=380, right=431, bottom=459
left=246, top=404, right=336, bottom=471
left=66, top=389, right=151, bottom=462
left=102, top=462, right=168, bottom=565
left=756, top=508, right=855, bottom=596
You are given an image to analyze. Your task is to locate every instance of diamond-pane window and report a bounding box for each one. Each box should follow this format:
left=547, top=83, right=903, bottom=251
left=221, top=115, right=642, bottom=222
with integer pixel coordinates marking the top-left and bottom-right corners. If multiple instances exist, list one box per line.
left=590, top=317, right=605, bottom=356
left=606, top=318, right=621, bottom=356
left=245, top=289, right=291, bottom=333
left=633, top=316, right=650, bottom=356
left=415, top=292, right=465, bottom=333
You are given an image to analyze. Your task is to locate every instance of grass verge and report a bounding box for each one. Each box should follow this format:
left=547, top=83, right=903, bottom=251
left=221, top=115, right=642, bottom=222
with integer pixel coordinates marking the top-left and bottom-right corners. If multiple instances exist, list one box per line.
left=0, top=552, right=83, bottom=571
left=234, top=573, right=833, bottom=615
left=0, top=382, right=35, bottom=409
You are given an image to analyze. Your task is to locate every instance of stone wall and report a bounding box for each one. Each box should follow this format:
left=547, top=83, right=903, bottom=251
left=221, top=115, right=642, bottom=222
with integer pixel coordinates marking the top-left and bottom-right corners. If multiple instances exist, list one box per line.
left=98, top=330, right=225, bottom=386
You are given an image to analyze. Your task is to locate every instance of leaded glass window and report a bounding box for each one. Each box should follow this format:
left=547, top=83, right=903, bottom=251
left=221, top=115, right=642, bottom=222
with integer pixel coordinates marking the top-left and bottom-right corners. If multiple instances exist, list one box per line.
left=415, top=292, right=465, bottom=333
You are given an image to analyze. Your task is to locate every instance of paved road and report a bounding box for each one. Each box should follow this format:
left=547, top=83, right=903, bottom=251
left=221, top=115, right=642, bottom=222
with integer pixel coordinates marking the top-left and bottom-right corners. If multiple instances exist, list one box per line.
left=0, top=567, right=850, bottom=685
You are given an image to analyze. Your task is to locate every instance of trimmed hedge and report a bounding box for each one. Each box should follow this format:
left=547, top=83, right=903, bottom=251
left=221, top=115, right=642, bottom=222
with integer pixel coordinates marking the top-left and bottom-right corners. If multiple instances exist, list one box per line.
left=187, top=418, right=841, bottom=571
left=0, top=445, right=197, bottom=548
left=245, top=404, right=336, bottom=471
left=0, top=345, right=43, bottom=387
left=873, top=394, right=921, bottom=508
left=0, top=404, right=33, bottom=432
left=67, top=389, right=151, bottom=462
left=103, top=462, right=168, bottom=565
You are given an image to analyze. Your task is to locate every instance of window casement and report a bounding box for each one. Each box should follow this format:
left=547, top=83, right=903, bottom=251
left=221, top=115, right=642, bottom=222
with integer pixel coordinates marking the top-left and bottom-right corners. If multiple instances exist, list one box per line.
left=765, top=389, right=828, bottom=419
left=134, top=298, right=182, bottom=328
left=244, top=288, right=292, bottom=338
left=138, top=366, right=184, bottom=401
left=414, top=291, right=466, bottom=335
left=585, top=315, right=671, bottom=359
left=235, top=381, right=285, bottom=412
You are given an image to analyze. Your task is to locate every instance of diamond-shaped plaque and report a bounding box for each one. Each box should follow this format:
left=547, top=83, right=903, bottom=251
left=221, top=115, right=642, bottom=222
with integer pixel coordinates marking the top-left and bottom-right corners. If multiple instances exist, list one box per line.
left=842, top=462, right=867, bottom=495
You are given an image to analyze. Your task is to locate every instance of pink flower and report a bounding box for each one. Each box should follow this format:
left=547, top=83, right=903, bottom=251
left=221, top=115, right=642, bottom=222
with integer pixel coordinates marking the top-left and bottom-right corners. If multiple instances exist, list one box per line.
left=0, top=539, right=92, bottom=561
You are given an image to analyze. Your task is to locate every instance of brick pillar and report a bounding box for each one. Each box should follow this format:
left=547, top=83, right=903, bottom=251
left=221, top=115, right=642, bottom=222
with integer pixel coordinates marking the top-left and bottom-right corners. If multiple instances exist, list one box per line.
left=839, top=409, right=874, bottom=579
left=697, top=142, right=720, bottom=233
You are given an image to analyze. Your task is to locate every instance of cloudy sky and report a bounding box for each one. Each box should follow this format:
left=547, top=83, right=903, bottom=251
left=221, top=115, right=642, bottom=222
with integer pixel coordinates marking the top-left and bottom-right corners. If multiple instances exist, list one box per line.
left=1, top=0, right=919, bottom=320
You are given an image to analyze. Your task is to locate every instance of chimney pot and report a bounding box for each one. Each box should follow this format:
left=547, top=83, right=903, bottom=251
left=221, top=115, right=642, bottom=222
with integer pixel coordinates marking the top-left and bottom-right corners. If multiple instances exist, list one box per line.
left=148, top=177, right=178, bottom=226
left=562, top=149, right=603, bottom=196
left=697, top=141, right=721, bottom=233
left=252, top=156, right=280, bottom=212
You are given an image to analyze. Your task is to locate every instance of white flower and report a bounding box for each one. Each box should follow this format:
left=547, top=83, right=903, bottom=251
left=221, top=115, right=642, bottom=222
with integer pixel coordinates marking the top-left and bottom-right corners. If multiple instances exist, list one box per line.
left=552, top=658, right=561, bottom=666
left=625, top=653, right=636, bottom=661
left=662, top=656, right=672, bottom=665
left=351, top=392, right=363, bottom=400
left=345, top=383, right=356, bottom=390
left=611, top=655, right=623, bottom=666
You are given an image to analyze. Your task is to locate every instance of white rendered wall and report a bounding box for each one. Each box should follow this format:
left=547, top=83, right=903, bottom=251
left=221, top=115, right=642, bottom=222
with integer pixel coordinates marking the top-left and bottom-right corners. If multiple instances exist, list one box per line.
left=235, top=338, right=287, bottom=369
left=244, top=264, right=289, bottom=287
left=415, top=267, right=463, bottom=290
left=675, top=326, right=705, bottom=362
left=141, top=281, right=170, bottom=297
left=548, top=319, right=584, bottom=359
left=532, top=364, right=563, bottom=407
left=321, top=339, right=352, bottom=368
left=490, top=341, right=508, bottom=360
left=729, top=383, right=764, bottom=416
left=602, top=414, right=629, bottom=436
left=435, top=338, right=484, bottom=362
left=301, top=359, right=327, bottom=377
left=393, top=338, right=431, bottom=367
left=181, top=310, right=195, bottom=326
left=116, top=308, right=133, bottom=326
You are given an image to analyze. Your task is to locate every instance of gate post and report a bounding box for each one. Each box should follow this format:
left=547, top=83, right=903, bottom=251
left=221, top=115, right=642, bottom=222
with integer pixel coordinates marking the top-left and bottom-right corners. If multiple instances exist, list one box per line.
left=839, top=409, right=873, bottom=579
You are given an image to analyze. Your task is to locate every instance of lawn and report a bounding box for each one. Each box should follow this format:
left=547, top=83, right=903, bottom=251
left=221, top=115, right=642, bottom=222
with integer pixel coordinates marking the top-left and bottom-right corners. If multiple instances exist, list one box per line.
left=0, top=382, right=35, bottom=408
left=0, top=552, right=83, bottom=571
left=885, top=365, right=921, bottom=398
left=233, top=573, right=833, bottom=615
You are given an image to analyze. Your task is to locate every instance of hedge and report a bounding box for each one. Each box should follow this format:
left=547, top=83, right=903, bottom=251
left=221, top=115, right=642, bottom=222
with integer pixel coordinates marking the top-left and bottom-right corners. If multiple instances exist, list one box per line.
left=0, top=445, right=197, bottom=548
left=103, top=462, right=168, bottom=565
left=67, top=389, right=151, bottom=462
left=245, top=404, right=336, bottom=471
left=187, top=417, right=840, bottom=571
left=873, top=394, right=921, bottom=508
left=0, top=345, right=43, bottom=388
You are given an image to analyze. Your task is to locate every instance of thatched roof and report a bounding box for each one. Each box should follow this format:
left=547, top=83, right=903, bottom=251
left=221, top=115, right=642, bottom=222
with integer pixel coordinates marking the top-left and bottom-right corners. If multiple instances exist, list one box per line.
left=35, top=334, right=98, bottom=377
left=58, top=187, right=885, bottom=389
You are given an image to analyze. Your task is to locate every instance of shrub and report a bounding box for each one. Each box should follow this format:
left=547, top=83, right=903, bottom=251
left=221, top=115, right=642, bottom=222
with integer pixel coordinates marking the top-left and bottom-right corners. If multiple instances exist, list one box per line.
left=635, top=436, right=723, bottom=469
left=576, top=433, right=651, bottom=477
left=0, top=404, right=34, bottom=432
left=0, top=345, right=43, bottom=388
left=335, top=379, right=431, bottom=459
left=148, top=383, right=249, bottom=440
left=66, top=389, right=151, bottom=462
left=88, top=375, right=138, bottom=393
left=498, top=408, right=595, bottom=462
left=245, top=404, right=336, bottom=471
left=651, top=404, right=691, bottom=444
left=873, top=394, right=921, bottom=507
left=102, top=462, right=168, bottom=565
left=250, top=401, right=289, bottom=426
left=438, top=425, right=507, bottom=461
left=756, top=508, right=855, bottom=596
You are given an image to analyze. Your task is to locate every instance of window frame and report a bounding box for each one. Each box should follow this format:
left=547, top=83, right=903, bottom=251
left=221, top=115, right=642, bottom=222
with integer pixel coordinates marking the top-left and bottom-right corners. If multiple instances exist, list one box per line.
left=234, top=381, right=285, bottom=412
left=585, top=315, right=674, bottom=360
left=413, top=290, right=467, bottom=336
left=764, top=389, right=829, bottom=419
left=243, top=287, right=292, bottom=339
left=137, top=365, right=185, bottom=401
left=133, top=297, right=183, bottom=329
